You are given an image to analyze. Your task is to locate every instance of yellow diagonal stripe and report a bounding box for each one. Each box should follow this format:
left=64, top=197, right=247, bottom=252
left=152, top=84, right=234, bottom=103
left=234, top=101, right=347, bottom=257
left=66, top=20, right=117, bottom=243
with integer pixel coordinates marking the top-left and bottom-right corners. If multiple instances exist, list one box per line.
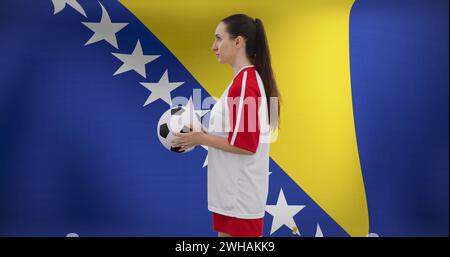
left=120, top=0, right=369, bottom=236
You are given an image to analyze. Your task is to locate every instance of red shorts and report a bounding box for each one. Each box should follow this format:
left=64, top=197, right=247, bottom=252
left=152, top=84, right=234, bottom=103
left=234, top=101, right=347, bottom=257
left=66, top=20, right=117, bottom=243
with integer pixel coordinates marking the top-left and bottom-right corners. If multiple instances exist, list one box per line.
left=213, top=212, right=264, bottom=237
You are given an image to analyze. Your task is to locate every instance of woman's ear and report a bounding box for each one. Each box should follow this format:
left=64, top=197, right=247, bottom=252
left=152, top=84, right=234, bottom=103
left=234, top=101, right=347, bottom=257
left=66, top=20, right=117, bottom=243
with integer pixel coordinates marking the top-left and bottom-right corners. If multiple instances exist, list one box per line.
left=235, top=36, right=245, bottom=49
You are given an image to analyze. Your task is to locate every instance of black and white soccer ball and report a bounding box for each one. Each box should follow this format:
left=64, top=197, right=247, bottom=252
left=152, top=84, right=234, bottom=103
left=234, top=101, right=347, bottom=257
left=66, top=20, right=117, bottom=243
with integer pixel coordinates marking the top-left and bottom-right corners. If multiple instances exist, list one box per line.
left=157, top=106, right=201, bottom=153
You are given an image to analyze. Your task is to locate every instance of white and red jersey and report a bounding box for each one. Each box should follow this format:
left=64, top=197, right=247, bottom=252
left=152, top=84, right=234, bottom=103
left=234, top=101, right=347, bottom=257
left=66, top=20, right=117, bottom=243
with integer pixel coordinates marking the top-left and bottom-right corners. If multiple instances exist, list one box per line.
left=207, top=65, right=270, bottom=219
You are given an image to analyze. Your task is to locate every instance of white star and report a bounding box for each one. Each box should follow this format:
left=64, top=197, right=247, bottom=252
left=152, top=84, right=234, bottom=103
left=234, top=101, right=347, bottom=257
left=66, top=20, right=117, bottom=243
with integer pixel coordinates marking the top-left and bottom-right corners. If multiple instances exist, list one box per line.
left=82, top=3, right=128, bottom=49
left=140, top=70, right=184, bottom=106
left=52, top=0, right=86, bottom=17
left=265, top=188, right=305, bottom=236
left=315, top=224, right=323, bottom=237
left=202, top=146, right=208, bottom=168
left=111, top=40, right=160, bottom=78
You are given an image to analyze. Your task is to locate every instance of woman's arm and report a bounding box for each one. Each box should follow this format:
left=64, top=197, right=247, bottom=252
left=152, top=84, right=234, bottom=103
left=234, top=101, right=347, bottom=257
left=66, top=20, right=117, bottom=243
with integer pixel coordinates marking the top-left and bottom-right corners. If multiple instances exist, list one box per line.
left=202, top=133, right=254, bottom=155
left=172, top=131, right=254, bottom=155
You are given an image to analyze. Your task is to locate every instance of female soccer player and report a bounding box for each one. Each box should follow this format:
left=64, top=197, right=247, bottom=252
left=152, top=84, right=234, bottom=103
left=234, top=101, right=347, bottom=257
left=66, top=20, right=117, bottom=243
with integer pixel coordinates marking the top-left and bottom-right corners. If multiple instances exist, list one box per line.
left=172, top=14, right=281, bottom=237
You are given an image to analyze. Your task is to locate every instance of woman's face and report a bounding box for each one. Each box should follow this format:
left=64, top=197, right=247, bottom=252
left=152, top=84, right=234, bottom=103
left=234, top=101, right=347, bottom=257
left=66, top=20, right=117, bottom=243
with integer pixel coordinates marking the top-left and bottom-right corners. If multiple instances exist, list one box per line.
left=212, top=22, right=237, bottom=64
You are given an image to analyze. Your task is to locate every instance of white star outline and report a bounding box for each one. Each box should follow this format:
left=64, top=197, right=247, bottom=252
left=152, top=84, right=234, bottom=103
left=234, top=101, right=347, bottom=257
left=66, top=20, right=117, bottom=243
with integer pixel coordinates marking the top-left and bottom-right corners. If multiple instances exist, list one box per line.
left=265, top=188, right=306, bottom=236
left=140, top=70, right=184, bottom=106
left=82, top=2, right=128, bottom=49
left=52, top=0, right=87, bottom=17
left=111, top=40, right=160, bottom=78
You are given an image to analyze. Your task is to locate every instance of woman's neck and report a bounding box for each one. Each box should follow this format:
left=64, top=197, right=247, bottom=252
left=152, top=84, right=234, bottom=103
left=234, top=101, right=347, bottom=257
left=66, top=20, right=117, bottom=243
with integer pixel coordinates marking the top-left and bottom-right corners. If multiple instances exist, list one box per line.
left=231, top=57, right=253, bottom=75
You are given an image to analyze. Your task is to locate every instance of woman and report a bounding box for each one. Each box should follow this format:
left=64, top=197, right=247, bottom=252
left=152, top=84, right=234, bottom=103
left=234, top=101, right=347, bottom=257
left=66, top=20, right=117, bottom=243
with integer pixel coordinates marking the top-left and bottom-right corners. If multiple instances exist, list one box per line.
left=172, top=14, right=281, bottom=237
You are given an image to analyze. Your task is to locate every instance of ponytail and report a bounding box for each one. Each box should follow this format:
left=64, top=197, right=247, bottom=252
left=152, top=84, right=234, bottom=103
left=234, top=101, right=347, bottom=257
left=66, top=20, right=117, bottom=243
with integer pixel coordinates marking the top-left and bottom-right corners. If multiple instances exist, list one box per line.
left=222, top=14, right=281, bottom=130
left=254, top=18, right=280, bottom=130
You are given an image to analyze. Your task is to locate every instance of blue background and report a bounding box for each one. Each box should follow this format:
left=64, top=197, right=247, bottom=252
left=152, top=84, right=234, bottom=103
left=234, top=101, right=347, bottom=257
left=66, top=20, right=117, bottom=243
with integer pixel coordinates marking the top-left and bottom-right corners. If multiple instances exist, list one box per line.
left=0, top=0, right=448, bottom=236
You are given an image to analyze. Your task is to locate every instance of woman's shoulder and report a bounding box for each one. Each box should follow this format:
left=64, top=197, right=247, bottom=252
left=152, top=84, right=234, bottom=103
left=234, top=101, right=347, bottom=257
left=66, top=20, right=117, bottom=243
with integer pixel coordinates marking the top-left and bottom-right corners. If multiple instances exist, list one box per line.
left=232, top=66, right=256, bottom=83
left=230, top=67, right=260, bottom=97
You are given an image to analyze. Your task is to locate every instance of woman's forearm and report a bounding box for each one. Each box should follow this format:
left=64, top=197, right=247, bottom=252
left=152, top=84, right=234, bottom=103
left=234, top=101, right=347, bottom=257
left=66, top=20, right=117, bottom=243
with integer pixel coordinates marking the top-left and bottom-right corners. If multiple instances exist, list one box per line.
left=200, top=133, right=253, bottom=155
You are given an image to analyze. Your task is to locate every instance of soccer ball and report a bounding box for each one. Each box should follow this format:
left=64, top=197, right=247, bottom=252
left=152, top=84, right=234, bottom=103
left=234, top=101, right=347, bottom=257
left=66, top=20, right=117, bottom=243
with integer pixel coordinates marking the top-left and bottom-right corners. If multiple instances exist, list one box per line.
left=157, top=106, right=201, bottom=153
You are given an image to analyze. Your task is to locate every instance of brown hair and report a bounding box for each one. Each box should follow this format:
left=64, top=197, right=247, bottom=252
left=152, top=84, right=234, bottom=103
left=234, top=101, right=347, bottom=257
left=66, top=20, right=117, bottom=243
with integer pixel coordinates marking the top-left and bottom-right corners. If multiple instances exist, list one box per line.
left=222, top=14, right=281, bottom=129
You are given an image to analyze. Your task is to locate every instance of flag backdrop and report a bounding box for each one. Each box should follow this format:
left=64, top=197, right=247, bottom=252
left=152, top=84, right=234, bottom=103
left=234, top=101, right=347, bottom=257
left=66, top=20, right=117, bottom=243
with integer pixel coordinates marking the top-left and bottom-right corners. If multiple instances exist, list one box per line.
left=0, top=0, right=447, bottom=237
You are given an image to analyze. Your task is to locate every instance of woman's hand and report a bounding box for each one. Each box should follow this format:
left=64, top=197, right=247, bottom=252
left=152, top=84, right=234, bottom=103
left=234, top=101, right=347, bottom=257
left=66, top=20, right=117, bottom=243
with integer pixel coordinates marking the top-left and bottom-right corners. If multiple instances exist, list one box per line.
left=172, top=131, right=206, bottom=151
left=172, top=130, right=254, bottom=155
